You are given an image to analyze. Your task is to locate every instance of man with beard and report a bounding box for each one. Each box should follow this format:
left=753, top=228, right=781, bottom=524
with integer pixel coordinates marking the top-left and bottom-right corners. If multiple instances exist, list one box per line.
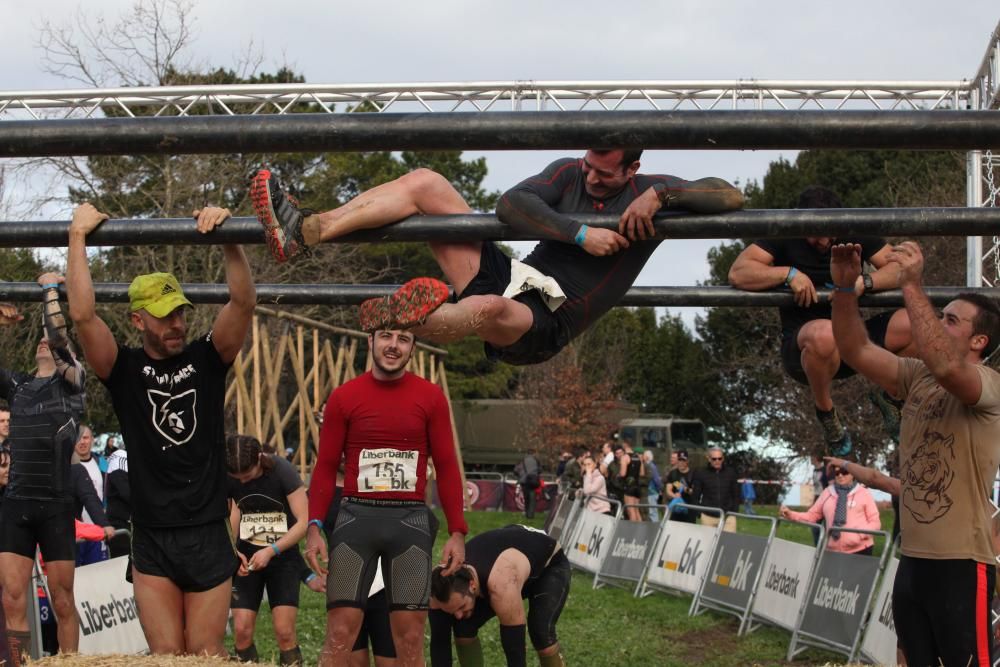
left=251, top=150, right=742, bottom=365
left=830, top=240, right=1000, bottom=666
left=66, top=203, right=255, bottom=656
left=304, top=328, right=467, bottom=667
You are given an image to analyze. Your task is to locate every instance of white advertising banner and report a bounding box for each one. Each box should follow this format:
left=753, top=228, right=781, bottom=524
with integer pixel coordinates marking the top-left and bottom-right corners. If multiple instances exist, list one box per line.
left=859, top=556, right=899, bottom=666
left=643, top=521, right=718, bottom=595
left=751, top=537, right=819, bottom=630
left=75, top=557, right=148, bottom=655
left=566, top=508, right=617, bottom=573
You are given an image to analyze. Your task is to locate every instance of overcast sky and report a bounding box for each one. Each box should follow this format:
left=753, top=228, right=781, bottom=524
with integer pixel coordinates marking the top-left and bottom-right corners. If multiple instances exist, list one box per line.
left=1, top=0, right=997, bottom=329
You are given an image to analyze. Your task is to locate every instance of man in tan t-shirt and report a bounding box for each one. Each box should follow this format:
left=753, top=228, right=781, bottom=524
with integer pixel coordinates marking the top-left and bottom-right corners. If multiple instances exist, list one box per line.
left=829, top=240, right=1000, bottom=667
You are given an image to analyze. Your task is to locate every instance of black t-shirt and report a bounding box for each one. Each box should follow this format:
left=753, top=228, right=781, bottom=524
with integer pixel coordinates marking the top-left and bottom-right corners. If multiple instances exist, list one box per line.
left=465, top=524, right=558, bottom=602
left=752, top=236, right=886, bottom=335
left=227, top=456, right=304, bottom=555
left=102, top=334, right=230, bottom=527
left=0, top=370, right=85, bottom=503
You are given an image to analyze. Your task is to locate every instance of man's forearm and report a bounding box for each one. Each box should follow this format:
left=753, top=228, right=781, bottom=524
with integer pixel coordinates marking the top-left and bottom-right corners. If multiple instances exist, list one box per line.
left=830, top=292, right=871, bottom=365
left=223, top=245, right=256, bottom=309
left=902, top=282, right=960, bottom=376
left=662, top=177, right=744, bottom=214
left=66, top=231, right=96, bottom=324
left=496, top=191, right=580, bottom=243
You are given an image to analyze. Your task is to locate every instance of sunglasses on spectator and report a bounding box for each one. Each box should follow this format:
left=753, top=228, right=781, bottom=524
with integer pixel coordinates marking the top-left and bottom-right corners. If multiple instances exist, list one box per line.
left=709, top=456, right=723, bottom=461
left=835, top=468, right=850, bottom=475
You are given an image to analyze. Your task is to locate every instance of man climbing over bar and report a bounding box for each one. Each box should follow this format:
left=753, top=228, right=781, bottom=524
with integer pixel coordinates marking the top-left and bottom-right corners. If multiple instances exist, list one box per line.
left=251, top=150, right=743, bottom=365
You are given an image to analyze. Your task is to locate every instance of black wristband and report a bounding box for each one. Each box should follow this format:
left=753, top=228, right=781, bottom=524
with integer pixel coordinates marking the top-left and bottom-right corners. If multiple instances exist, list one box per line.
left=499, top=624, right=527, bottom=667
left=863, top=274, right=874, bottom=292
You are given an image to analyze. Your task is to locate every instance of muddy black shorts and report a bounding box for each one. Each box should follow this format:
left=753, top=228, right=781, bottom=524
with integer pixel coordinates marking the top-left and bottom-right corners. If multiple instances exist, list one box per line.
left=781, top=311, right=894, bottom=385
left=326, top=498, right=439, bottom=611
left=0, top=497, right=75, bottom=562
left=231, top=544, right=305, bottom=611
left=458, top=242, right=570, bottom=366
left=130, top=519, right=239, bottom=593
left=352, top=588, right=396, bottom=658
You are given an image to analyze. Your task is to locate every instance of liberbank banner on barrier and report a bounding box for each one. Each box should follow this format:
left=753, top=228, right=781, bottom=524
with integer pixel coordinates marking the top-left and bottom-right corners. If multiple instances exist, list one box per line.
left=699, top=530, right=768, bottom=611
left=566, top=507, right=617, bottom=573
left=75, top=557, right=148, bottom=655
left=597, top=519, right=660, bottom=584
left=641, top=521, right=718, bottom=595
left=752, top=537, right=819, bottom=630
left=859, top=555, right=899, bottom=666
left=797, top=550, right=881, bottom=650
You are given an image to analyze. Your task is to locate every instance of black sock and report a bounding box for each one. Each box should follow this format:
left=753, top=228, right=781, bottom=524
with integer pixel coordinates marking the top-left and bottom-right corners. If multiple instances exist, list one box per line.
left=235, top=642, right=259, bottom=663
left=279, top=645, right=303, bottom=666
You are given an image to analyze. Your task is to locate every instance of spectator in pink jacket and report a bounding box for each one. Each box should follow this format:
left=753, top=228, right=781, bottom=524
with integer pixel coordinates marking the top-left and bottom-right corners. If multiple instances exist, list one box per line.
left=780, top=463, right=881, bottom=555
left=581, top=455, right=612, bottom=515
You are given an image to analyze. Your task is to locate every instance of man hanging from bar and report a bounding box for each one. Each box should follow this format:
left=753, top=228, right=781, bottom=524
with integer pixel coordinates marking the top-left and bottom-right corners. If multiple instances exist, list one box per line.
left=250, top=150, right=743, bottom=365
left=65, top=203, right=257, bottom=657
left=727, top=186, right=914, bottom=456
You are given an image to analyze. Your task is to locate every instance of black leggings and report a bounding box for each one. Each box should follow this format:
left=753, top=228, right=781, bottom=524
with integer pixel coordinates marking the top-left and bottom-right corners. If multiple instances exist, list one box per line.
left=892, top=555, right=994, bottom=667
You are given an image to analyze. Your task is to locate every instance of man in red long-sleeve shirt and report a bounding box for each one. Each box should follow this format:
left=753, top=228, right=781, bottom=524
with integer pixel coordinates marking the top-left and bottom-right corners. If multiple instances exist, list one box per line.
left=305, top=328, right=467, bottom=667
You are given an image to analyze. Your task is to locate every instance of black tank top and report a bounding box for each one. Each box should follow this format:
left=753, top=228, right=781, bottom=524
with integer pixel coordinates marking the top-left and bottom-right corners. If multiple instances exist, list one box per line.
left=2, top=371, right=85, bottom=502
left=465, top=525, right=558, bottom=600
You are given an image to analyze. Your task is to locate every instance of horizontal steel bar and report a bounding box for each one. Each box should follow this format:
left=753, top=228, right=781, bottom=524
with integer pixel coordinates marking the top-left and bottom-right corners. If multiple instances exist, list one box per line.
left=4, top=207, right=999, bottom=248
left=0, top=283, right=988, bottom=308
left=2, top=110, right=1000, bottom=157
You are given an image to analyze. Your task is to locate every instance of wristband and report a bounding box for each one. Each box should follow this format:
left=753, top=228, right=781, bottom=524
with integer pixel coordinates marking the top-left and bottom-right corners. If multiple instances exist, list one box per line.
left=784, top=267, right=798, bottom=286
left=862, top=274, right=874, bottom=292
left=833, top=285, right=857, bottom=293
left=305, top=572, right=317, bottom=583
left=574, top=225, right=588, bottom=246
left=309, top=519, right=324, bottom=530
left=270, top=543, right=281, bottom=556
left=41, top=283, right=59, bottom=290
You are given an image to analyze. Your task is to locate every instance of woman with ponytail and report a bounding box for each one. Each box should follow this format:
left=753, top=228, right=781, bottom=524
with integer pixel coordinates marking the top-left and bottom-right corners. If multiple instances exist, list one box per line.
left=226, top=434, right=309, bottom=666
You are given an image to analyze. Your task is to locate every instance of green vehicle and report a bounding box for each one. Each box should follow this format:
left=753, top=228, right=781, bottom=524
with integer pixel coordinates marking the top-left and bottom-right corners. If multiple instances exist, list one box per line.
left=617, top=415, right=708, bottom=469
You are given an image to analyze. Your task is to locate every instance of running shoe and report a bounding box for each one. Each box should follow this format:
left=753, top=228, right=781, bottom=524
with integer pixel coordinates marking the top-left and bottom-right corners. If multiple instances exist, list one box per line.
left=815, top=406, right=846, bottom=444
left=359, top=277, right=450, bottom=332
left=869, top=388, right=904, bottom=443
left=250, top=169, right=312, bottom=263
left=828, top=431, right=853, bottom=458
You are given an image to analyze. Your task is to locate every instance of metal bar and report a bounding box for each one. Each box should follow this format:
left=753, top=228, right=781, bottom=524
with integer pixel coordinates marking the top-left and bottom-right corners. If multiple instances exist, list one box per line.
left=0, top=283, right=991, bottom=307
left=3, top=110, right=1000, bottom=157
left=5, top=207, right=1000, bottom=248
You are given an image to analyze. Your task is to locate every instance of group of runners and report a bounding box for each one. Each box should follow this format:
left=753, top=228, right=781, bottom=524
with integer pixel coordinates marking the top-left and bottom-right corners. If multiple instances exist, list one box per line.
left=0, top=146, right=996, bottom=666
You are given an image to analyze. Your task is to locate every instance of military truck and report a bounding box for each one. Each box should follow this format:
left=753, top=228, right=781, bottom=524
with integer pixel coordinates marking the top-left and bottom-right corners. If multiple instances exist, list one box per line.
left=617, top=415, right=708, bottom=470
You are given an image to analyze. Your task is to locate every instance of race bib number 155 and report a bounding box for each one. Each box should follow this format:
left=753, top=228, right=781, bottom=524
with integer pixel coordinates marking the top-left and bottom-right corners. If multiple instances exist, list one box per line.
left=358, top=448, right=418, bottom=493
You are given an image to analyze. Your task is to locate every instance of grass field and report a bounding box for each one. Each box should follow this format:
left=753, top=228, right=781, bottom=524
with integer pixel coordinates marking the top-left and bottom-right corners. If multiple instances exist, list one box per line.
left=234, top=505, right=894, bottom=666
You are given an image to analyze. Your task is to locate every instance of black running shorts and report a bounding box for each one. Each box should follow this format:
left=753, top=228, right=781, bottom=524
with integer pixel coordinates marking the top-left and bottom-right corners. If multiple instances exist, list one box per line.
left=0, top=497, right=76, bottom=562
left=458, top=242, right=570, bottom=366
left=892, top=555, right=995, bottom=666
left=452, top=550, right=571, bottom=650
left=231, top=545, right=305, bottom=611
left=130, top=519, right=239, bottom=593
left=781, top=311, right=894, bottom=385
left=351, top=588, right=396, bottom=658
left=325, top=498, right=439, bottom=611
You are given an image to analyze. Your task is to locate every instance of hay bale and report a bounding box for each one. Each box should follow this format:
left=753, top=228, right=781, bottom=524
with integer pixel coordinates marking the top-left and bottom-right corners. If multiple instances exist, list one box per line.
left=31, top=654, right=269, bottom=666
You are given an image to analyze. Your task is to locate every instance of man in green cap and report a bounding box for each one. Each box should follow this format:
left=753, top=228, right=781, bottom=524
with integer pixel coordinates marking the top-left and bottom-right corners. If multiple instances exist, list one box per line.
left=66, top=202, right=256, bottom=657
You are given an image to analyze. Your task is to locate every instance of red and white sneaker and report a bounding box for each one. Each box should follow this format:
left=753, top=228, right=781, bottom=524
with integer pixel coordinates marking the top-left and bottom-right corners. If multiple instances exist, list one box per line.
left=250, top=169, right=311, bottom=263
left=358, top=278, right=450, bottom=332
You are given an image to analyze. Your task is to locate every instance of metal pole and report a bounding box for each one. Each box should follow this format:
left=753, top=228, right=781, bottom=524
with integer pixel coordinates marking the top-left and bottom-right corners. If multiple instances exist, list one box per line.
left=3, top=282, right=995, bottom=308
left=4, top=110, right=1000, bottom=157
left=5, top=207, right=1000, bottom=248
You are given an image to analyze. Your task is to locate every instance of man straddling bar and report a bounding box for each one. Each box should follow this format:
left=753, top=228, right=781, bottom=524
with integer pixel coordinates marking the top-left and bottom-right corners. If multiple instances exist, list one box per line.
left=251, top=150, right=743, bottom=364
left=66, top=203, right=256, bottom=656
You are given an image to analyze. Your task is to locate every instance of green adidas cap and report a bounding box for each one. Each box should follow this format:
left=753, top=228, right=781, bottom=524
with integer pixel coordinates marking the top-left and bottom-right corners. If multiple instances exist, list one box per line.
left=128, top=272, right=192, bottom=318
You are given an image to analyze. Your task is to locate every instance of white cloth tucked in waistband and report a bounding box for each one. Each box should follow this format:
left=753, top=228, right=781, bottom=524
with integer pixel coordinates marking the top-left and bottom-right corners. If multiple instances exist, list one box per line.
left=502, top=258, right=567, bottom=312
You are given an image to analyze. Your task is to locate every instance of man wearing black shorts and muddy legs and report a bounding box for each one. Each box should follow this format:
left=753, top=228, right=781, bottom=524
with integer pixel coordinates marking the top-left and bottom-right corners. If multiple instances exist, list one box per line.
left=0, top=276, right=86, bottom=666
left=66, top=203, right=255, bottom=656
left=830, top=240, right=1000, bottom=666
left=251, top=150, right=742, bottom=364
left=305, top=327, right=467, bottom=667
left=429, top=524, right=570, bottom=667
left=729, top=186, right=914, bottom=455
